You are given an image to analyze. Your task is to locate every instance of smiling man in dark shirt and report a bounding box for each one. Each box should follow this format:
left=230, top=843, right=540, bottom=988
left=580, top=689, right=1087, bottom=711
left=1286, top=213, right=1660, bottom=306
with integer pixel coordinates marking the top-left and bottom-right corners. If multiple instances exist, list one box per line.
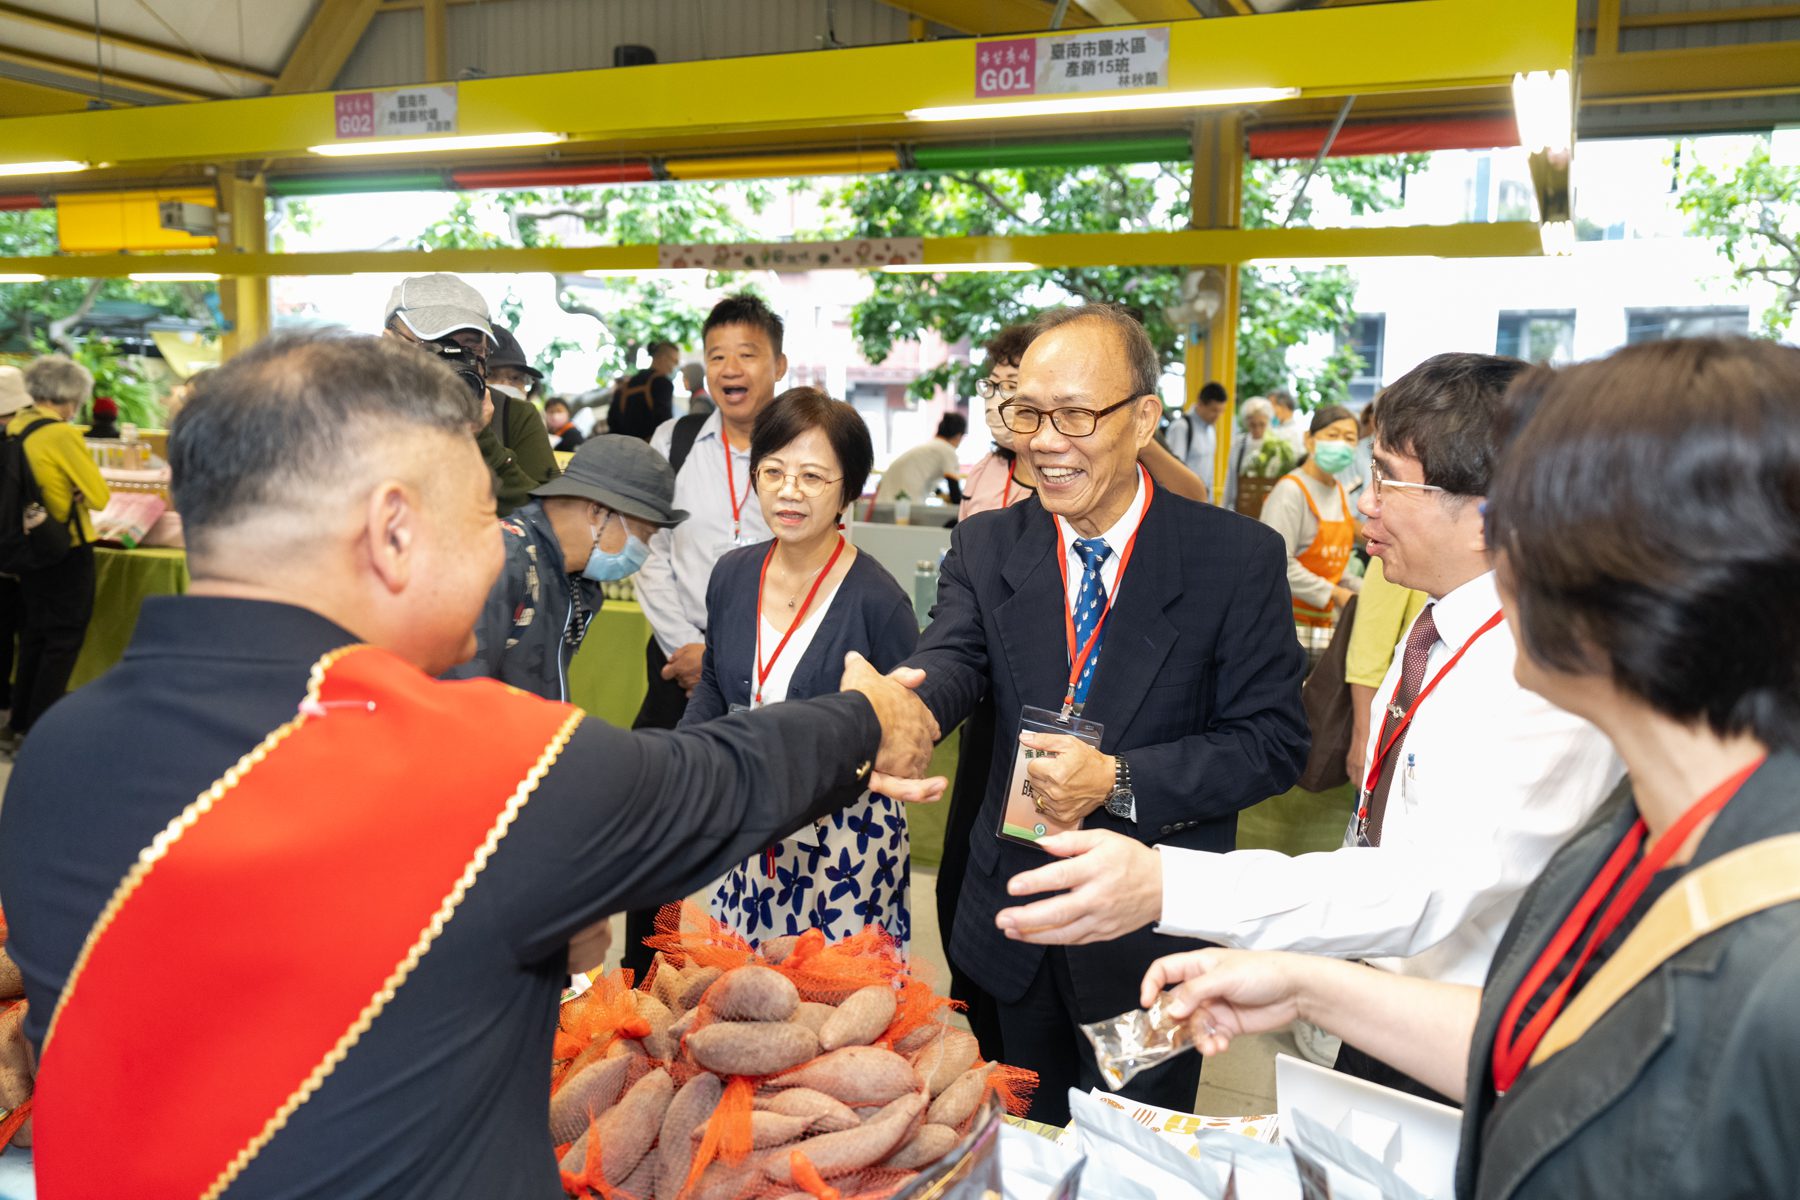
left=0, top=330, right=938, bottom=1199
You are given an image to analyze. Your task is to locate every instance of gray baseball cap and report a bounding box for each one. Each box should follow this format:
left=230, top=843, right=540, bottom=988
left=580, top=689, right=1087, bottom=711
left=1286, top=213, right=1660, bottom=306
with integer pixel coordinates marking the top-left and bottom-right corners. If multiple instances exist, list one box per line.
left=532, top=434, right=688, bottom=527
left=383, top=273, right=495, bottom=345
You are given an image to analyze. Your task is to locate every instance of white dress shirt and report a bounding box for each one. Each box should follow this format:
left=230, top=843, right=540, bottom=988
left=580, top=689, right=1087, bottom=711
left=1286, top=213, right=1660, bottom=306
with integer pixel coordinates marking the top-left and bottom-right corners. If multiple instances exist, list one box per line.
left=637, top=411, right=773, bottom=655
left=1165, top=413, right=1216, bottom=495
left=1155, top=570, right=1625, bottom=987
left=1053, top=465, right=1148, bottom=612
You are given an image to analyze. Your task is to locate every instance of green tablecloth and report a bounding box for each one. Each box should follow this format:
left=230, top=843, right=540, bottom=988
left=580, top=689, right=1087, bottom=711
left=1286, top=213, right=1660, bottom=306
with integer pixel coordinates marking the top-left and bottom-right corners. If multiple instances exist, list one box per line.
left=70, top=546, right=190, bottom=690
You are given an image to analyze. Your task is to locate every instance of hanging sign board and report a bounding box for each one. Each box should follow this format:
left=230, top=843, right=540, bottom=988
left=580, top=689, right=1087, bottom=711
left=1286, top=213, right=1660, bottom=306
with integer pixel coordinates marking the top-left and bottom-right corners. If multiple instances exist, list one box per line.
left=659, top=237, right=924, bottom=272
left=974, top=27, right=1170, bottom=99
left=332, top=84, right=459, bottom=140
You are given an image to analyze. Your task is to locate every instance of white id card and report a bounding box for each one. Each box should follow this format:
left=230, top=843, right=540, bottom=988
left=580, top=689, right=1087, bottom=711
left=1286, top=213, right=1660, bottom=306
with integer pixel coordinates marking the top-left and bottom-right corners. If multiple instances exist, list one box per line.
left=998, top=705, right=1104, bottom=848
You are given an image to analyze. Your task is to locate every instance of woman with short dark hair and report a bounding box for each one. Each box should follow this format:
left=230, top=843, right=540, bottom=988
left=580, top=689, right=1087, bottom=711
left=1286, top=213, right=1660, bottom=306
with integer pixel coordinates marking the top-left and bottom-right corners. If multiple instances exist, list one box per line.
left=542, top=397, right=583, bottom=453
left=1141, top=337, right=1800, bottom=1199
left=682, top=387, right=918, bottom=950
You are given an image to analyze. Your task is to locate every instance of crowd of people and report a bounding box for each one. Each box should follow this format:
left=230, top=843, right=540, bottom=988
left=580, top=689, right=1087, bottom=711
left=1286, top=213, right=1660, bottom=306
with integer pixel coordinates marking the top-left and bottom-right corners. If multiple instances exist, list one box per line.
left=0, top=266, right=1794, bottom=1199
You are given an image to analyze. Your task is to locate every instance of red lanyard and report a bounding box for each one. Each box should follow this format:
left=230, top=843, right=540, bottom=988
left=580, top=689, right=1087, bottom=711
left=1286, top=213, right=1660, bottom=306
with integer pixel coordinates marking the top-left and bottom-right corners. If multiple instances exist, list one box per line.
left=1490, top=757, right=1765, bottom=1094
left=753, top=535, right=846, bottom=706
left=1052, top=467, right=1154, bottom=715
left=1356, top=609, right=1506, bottom=821
left=1001, top=460, right=1016, bottom=508
left=722, top=431, right=753, bottom=540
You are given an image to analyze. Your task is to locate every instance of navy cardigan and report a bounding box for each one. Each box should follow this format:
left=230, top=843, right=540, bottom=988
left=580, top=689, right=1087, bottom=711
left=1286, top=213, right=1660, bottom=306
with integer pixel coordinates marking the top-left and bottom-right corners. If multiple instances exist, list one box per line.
left=681, top=541, right=918, bottom=725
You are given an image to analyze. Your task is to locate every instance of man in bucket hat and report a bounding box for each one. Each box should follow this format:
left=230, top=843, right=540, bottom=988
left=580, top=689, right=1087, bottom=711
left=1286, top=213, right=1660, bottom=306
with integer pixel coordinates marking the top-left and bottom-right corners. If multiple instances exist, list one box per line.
left=449, top=434, right=686, bottom=705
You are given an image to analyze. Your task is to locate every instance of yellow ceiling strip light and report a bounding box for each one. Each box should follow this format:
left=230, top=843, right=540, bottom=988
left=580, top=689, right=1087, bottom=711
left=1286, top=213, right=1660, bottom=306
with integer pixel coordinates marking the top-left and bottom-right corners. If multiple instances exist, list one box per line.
left=907, top=87, right=1299, bottom=123
left=662, top=150, right=902, bottom=181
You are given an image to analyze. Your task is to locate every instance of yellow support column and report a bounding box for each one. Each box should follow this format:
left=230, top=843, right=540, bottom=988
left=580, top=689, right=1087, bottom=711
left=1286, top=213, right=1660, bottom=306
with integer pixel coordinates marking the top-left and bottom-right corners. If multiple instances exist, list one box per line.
left=217, top=173, right=270, bottom=361
left=1185, top=112, right=1243, bottom=505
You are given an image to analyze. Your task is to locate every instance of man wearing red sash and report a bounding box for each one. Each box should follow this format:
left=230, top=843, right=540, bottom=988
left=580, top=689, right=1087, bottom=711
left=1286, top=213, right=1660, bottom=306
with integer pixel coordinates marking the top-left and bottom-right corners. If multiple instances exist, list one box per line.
left=0, top=331, right=938, bottom=1199
left=992, top=353, right=1624, bottom=1100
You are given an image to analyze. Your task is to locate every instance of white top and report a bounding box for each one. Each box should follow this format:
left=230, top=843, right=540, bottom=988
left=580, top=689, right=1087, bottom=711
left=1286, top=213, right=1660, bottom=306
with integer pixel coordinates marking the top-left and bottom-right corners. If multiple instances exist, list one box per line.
left=753, top=583, right=841, bottom=707
left=1053, top=466, right=1149, bottom=612
left=875, top=438, right=961, bottom=504
left=637, top=411, right=773, bottom=655
left=1155, top=571, right=1625, bottom=987
left=1259, top=471, right=1359, bottom=610
left=1164, top=413, right=1216, bottom=494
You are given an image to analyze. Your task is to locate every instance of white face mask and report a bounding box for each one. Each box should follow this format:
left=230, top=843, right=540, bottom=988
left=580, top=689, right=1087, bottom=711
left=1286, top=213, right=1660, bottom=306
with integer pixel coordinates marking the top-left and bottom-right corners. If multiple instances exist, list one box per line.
left=489, top=383, right=527, bottom=402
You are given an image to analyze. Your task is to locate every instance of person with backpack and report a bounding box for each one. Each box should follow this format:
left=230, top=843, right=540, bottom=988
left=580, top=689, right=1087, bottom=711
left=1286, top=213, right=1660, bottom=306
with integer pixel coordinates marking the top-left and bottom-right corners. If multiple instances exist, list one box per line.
left=3, top=355, right=110, bottom=752
left=606, top=340, right=679, bottom=442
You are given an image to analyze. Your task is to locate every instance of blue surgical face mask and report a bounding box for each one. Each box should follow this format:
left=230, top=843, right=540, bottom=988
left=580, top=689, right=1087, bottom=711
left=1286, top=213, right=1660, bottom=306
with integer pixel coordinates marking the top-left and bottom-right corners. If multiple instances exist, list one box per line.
left=1311, top=441, right=1357, bottom=474
left=582, top=512, right=649, bottom=582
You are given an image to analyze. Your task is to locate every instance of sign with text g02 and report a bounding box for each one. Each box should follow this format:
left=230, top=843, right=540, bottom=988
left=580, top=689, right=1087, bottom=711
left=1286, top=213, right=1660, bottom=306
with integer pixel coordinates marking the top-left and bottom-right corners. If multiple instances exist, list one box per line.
left=333, top=84, right=459, bottom=139
left=974, top=27, right=1170, bottom=98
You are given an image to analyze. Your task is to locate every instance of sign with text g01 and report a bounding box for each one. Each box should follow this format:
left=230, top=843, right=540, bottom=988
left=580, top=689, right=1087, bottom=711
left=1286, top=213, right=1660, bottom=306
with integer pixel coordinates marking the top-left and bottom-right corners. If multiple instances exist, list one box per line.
left=333, top=84, right=459, bottom=139
left=974, top=27, right=1170, bottom=98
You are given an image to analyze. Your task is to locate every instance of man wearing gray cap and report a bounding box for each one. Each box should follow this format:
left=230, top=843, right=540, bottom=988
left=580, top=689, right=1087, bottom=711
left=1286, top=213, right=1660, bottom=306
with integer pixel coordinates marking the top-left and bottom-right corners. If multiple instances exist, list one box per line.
left=382, top=273, right=555, bottom=515
left=449, top=435, right=684, bottom=706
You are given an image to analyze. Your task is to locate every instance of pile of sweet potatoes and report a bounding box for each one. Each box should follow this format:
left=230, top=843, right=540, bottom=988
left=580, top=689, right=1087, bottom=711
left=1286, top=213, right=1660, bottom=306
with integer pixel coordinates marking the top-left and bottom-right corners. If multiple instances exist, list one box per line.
left=0, top=917, right=33, bottom=1150
left=549, top=934, right=1021, bottom=1200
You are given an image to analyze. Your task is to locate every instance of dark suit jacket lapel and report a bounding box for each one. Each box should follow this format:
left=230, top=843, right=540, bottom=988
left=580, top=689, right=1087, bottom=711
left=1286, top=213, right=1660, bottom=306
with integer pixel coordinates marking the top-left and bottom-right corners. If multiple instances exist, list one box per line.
left=1079, top=490, right=1180, bottom=742
left=994, top=505, right=1069, bottom=715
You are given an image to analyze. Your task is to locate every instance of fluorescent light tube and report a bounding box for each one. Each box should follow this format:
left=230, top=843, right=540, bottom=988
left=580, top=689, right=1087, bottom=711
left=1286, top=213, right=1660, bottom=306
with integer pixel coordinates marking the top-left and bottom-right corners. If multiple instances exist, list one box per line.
left=129, top=272, right=222, bottom=282
left=881, top=261, right=1040, bottom=273
left=0, top=274, right=48, bottom=283
left=908, top=88, right=1299, bottom=123
left=1512, top=71, right=1573, bottom=155
left=308, top=132, right=565, bottom=158
left=0, top=160, right=89, bottom=178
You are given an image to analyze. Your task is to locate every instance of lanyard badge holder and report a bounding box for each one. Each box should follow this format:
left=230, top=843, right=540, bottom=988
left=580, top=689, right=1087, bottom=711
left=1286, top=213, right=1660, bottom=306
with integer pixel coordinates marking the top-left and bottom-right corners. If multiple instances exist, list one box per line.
left=999, top=470, right=1152, bottom=849
left=723, top=431, right=760, bottom=547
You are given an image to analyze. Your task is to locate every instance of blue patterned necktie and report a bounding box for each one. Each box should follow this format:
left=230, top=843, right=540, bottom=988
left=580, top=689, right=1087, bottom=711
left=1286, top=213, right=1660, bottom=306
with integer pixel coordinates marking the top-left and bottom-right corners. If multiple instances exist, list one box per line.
left=1070, top=536, right=1113, bottom=708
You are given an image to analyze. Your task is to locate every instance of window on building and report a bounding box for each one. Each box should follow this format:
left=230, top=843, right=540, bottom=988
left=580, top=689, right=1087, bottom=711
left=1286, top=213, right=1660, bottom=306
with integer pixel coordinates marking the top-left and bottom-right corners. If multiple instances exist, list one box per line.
left=1496, top=310, right=1577, bottom=364
left=1337, top=313, right=1385, bottom=406
left=1625, top=307, right=1750, bottom=343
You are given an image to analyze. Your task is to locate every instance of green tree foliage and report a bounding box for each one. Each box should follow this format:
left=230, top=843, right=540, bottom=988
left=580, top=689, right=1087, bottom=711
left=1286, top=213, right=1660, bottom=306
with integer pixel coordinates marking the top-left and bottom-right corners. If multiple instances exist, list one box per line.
left=408, top=184, right=773, bottom=379
left=822, top=154, right=1420, bottom=409
left=1676, top=138, right=1800, bottom=337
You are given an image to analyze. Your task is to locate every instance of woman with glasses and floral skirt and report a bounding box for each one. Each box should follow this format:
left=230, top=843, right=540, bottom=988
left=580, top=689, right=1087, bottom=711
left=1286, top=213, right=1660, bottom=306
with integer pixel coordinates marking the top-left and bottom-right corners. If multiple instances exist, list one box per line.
left=681, top=387, right=919, bottom=952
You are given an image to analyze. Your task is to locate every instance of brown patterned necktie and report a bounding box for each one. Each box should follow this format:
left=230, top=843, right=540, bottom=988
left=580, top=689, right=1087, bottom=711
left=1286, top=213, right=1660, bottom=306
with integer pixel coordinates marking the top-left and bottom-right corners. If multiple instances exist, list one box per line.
left=1364, top=604, right=1439, bottom=847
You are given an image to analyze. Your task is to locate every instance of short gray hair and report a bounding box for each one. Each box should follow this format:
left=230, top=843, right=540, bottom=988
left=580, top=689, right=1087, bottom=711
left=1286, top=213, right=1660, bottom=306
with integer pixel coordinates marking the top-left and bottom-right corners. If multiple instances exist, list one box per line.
left=170, top=330, right=480, bottom=559
left=1240, top=396, right=1275, bottom=426
left=1268, top=387, right=1296, bottom=410
left=25, top=355, right=94, bottom=409
left=1028, top=304, right=1160, bottom=399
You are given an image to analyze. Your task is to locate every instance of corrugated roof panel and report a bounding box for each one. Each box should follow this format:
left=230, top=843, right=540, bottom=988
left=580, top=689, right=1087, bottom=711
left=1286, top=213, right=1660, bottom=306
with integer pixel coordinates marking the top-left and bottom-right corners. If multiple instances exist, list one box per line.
left=335, top=8, right=428, bottom=91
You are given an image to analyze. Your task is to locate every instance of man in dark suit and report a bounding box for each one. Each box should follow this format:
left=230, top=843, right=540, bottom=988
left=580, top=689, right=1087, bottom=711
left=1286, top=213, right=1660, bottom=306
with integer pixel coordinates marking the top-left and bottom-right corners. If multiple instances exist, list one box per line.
left=892, top=304, right=1309, bottom=1122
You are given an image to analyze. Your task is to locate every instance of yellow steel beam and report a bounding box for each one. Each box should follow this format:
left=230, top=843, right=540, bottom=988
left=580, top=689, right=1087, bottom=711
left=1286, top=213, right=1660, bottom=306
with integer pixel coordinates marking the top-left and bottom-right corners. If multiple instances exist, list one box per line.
left=1581, top=39, right=1800, bottom=103
left=0, top=0, right=1574, bottom=173
left=1186, top=110, right=1243, bottom=505
left=875, top=0, right=1097, bottom=33
left=0, top=2, right=275, bottom=85
left=0, top=222, right=1542, bottom=280
left=217, top=174, right=270, bottom=357
left=1218, top=0, right=1255, bottom=16
left=1593, top=0, right=1619, bottom=55
left=0, top=44, right=215, bottom=103
left=274, top=0, right=385, bottom=95
left=423, top=0, right=449, bottom=82
left=0, top=73, right=94, bottom=117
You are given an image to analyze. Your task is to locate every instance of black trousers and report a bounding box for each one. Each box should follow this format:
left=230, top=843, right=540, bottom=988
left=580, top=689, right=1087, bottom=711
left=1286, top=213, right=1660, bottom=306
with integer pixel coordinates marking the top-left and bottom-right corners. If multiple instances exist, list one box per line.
left=622, top=635, right=694, bottom=978
left=999, top=945, right=1204, bottom=1127
left=938, top=701, right=1005, bottom=1064
left=13, top=544, right=95, bottom=735
left=0, top=574, right=22, bottom=711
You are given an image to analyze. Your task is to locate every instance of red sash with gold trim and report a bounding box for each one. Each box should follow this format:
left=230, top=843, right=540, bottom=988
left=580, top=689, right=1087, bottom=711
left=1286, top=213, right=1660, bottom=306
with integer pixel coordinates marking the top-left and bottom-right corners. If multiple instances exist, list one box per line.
left=32, top=644, right=583, bottom=1199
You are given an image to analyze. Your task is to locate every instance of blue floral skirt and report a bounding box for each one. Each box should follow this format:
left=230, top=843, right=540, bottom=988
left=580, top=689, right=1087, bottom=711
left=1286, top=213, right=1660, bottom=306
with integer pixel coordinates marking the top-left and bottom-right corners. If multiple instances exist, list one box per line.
left=708, top=790, right=911, bottom=955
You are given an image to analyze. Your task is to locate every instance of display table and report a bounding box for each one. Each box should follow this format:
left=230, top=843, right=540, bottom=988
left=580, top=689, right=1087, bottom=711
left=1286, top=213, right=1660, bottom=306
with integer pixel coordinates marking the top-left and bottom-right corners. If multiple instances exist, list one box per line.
left=70, top=546, right=190, bottom=690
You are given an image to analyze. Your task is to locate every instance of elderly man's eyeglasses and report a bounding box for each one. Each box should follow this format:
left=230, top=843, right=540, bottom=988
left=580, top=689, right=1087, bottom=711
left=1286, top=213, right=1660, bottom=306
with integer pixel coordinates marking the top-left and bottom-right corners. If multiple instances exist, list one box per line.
left=1369, top=464, right=1447, bottom=503
left=997, top=394, right=1139, bottom=438
left=756, top=466, right=841, bottom=497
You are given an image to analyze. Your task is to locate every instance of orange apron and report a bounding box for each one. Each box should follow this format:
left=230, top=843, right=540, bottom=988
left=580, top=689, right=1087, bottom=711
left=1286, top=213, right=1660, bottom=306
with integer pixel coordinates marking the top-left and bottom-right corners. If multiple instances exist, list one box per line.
left=1282, top=473, right=1356, bottom=627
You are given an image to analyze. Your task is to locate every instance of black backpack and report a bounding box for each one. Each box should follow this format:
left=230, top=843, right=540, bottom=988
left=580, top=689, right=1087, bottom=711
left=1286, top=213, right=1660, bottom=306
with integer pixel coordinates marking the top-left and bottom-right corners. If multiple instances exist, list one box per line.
left=0, top=418, right=78, bottom=574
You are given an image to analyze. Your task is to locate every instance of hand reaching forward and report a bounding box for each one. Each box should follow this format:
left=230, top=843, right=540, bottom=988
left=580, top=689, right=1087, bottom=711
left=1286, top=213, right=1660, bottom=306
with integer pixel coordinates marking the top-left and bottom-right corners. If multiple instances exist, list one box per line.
left=1139, top=948, right=1309, bottom=1058
left=840, top=652, right=940, bottom=780
left=993, top=829, right=1162, bottom=945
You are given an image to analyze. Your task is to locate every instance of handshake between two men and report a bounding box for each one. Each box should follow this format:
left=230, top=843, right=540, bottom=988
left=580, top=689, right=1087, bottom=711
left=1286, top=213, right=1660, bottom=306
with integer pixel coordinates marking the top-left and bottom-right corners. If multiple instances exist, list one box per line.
left=838, top=651, right=948, bottom=804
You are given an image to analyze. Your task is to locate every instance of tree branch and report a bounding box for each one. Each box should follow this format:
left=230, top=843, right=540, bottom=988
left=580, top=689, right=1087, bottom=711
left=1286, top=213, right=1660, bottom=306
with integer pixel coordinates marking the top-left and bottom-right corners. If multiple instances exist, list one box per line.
left=948, top=172, right=1025, bottom=224
left=47, top=280, right=104, bottom=354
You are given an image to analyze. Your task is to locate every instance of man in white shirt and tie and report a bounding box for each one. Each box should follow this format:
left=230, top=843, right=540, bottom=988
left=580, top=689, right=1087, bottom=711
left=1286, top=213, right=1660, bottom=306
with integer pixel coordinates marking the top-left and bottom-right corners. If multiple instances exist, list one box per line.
left=992, top=352, right=1624, bottom=1099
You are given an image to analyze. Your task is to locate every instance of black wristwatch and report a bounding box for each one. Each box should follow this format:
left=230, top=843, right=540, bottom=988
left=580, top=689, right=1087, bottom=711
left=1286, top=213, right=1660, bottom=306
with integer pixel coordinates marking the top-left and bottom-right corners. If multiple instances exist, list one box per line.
left=1104, top=754, right=1135, bottom=819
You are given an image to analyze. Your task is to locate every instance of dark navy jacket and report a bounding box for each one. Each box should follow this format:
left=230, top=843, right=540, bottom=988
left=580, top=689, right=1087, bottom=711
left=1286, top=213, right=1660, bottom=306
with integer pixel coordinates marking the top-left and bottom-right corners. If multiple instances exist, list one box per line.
left=906, top=490, right=1310, bottom=1014
left=682, top=541, right=917, bottom=724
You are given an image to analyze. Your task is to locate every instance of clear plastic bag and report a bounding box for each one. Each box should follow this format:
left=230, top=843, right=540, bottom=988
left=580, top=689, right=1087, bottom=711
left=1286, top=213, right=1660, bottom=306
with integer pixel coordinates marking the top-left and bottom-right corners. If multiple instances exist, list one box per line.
left=1079, top=992, right=1196, bottom=1090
